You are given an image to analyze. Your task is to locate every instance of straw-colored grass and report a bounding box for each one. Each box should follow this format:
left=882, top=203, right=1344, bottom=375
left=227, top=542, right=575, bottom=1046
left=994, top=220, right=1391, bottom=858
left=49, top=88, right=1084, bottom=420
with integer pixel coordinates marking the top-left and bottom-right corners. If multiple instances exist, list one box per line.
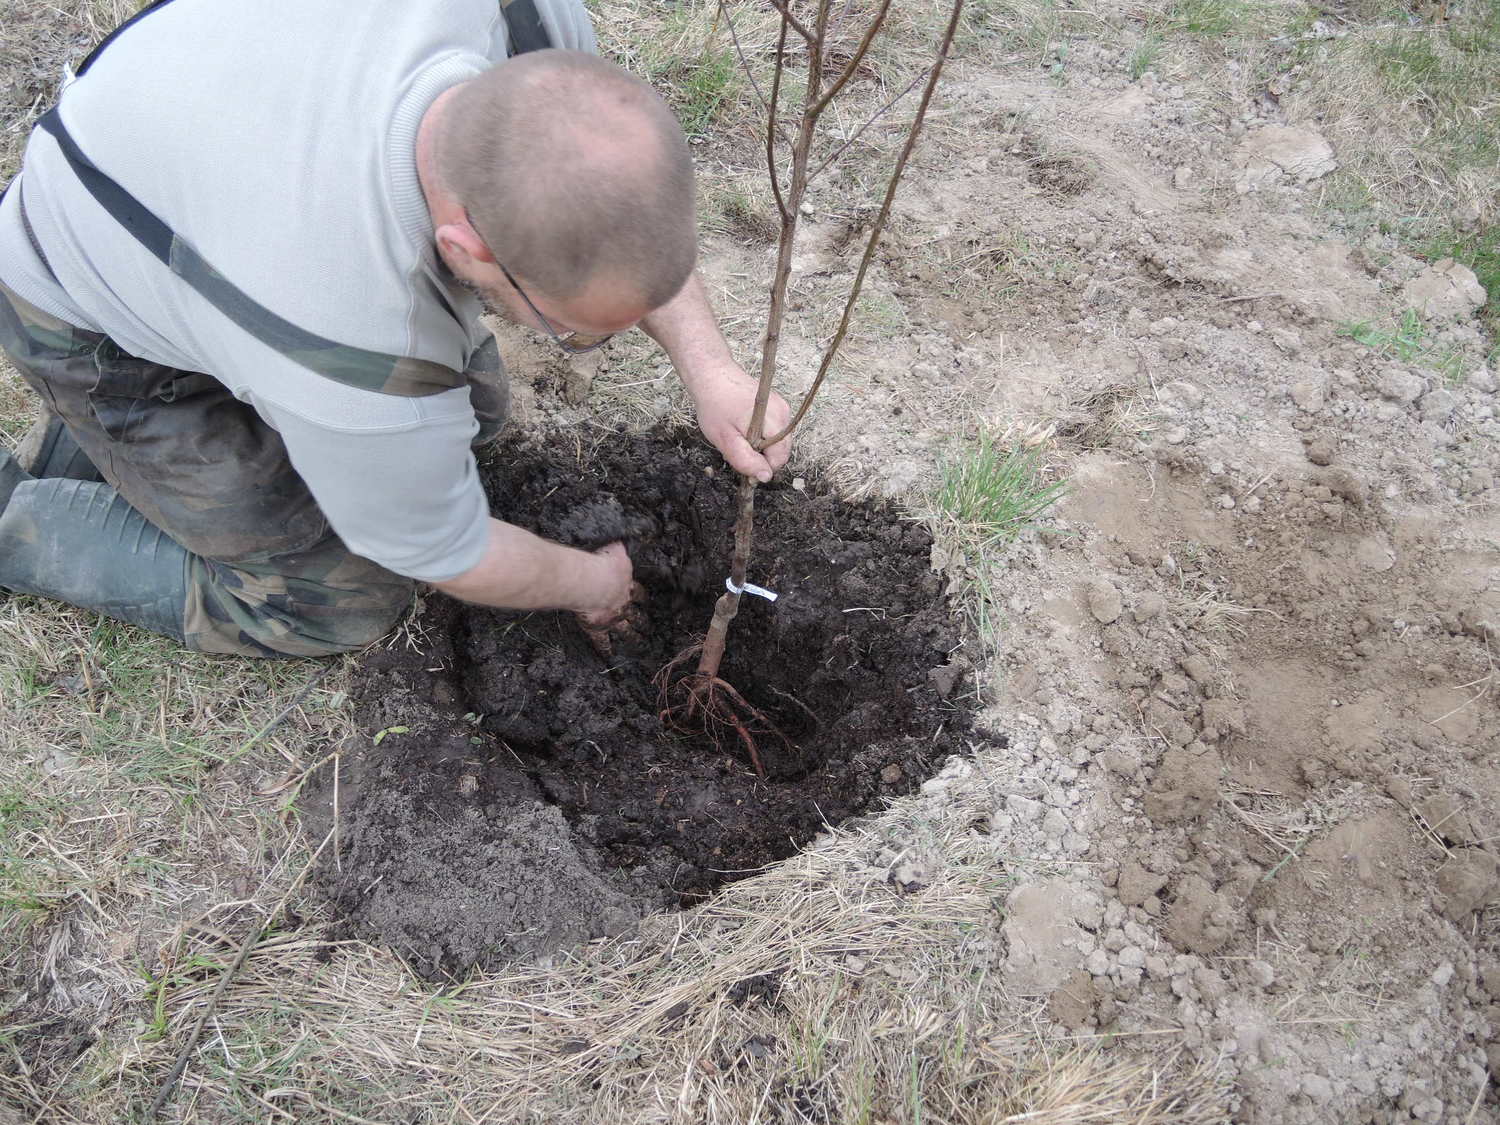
left=3, top=737, right=1229, bottom=1123
left=0, top=0, right=137, bottom=182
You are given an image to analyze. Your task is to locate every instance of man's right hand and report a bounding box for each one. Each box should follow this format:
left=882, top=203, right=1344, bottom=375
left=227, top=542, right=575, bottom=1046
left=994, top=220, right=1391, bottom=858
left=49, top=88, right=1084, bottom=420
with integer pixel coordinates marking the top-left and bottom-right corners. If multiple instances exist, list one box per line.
left=577, top=541, right=646, bottom=656
left=432, top=521, right=641, bottom=622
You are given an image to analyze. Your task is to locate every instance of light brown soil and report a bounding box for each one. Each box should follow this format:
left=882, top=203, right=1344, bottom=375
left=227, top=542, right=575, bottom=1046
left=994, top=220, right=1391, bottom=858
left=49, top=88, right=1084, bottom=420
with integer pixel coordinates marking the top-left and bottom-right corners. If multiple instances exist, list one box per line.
left=518, top=35, right=1499, bottom=1124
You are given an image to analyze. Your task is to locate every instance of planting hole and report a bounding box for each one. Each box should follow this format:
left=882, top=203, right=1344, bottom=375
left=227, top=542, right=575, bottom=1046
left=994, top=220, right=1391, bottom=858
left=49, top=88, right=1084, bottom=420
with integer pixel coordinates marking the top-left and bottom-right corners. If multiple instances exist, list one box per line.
left=304, top=430, right=983, bottom=978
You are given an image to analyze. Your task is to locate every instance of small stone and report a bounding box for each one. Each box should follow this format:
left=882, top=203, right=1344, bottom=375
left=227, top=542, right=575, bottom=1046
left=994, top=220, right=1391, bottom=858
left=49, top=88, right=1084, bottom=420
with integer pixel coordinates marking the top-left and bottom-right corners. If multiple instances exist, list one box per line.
left=1289, top=381, right=1325, bottom=412
left=1304, top=436, right=1335, bottom=466
left=1419, top=388, right=1459, bottom=422
left=1402, top=258, right=1487, bottom=320
left=1158, top=380, right=1203, bottom=409
left=792, top=477, right=806, bottom=491
left=1301, top=1074, right=1334, bottom=1102
left=1041, top=808, right=1069, bottom=840
left=1431, top=961, right=1455, bottom=988
left=880, top=763, right=904, bottom=785
left=1145, top=955, right=1170, bottom=979
left=1181, top=654, right=1212, bottom=683
left=1085, top=949, right=1111, bottom=976
left=1376, top=368, right=1425, bottom=404
left=1248, top=960, right=1275, bottom=988
left=1470, top=365, right=1496, bottom=394
left=888, top=858, right=927, bottom=892
left=1007, top=794, right=1044, bottom=822
left=1086, top=579, right=1123, bottom=624
left=1233, top=125, right=1336, bottom=190
left=1216, top=494, right=1235, bottom=510
left=1063, top=832, right=1091, bottom=856
left=41, top=748, right=79, bottom=776
left=1133, top=593, right=1165, bottom=622
left=1118, top=945, right=1146, bottom=969
left=928, top=663, right=963, bottom=698
left=1436, top=851, right=1500, bottom=921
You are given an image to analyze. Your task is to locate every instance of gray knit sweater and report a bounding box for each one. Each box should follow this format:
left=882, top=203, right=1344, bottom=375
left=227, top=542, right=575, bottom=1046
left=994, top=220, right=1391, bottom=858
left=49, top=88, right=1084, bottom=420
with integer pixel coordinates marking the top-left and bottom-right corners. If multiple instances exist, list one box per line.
left=0, top=0, right=596, bottom=580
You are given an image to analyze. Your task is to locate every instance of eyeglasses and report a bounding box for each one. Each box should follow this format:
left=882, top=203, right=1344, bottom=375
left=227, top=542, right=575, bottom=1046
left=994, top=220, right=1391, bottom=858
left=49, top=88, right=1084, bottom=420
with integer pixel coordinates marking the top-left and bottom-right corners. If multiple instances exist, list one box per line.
left=496, top=261, right=615, bottom=356
left=463, top=208, right=614, bottom=356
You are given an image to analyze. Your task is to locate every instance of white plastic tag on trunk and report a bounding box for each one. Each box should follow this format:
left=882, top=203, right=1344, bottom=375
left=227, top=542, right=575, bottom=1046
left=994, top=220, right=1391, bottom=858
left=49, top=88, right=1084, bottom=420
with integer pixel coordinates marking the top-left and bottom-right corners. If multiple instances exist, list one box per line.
left=726, top=577, right=779, bottom=602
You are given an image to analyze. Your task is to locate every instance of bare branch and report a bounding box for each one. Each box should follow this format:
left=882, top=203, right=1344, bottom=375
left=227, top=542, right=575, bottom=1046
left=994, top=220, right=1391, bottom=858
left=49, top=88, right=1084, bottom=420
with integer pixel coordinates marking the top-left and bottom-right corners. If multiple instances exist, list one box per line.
left=764, top=0, right=815, bottom=44
left=808, top=67, right=928, bottom=183
left=765, top=16, right=791, bottom=223
left=717, top=0, right=772, bottom=121
left=809, top=0, right=893, bottom=117
left=760, top=0, right=965, bottom=449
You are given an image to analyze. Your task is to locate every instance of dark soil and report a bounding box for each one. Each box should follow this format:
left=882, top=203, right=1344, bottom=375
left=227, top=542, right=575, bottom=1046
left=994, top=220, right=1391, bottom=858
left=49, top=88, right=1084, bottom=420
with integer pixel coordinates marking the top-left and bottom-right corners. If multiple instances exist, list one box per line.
left=306, top=429, right=982, bottom=978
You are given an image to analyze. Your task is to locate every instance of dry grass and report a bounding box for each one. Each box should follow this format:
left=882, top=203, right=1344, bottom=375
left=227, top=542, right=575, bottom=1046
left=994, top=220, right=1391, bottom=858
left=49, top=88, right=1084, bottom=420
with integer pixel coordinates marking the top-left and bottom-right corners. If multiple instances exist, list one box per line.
left=1287, top=5, right=1500, bottom=228
left=0, top=595, right=346, bottom=1118
left=0, top=0, right=136, bottom=181
left=3, top=741, right=1229, bottom=1123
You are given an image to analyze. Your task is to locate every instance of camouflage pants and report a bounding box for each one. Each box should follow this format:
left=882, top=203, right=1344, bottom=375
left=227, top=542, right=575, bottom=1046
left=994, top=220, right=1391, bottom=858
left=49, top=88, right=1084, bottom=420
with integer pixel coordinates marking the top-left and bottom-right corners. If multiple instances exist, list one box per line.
left=0, top=281, right=505, bottom=657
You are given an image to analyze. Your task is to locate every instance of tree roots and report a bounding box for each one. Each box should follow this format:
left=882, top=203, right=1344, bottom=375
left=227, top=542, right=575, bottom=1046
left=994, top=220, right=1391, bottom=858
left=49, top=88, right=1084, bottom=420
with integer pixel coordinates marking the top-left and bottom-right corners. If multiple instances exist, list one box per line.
left=654, top=645, right=793, bottom=780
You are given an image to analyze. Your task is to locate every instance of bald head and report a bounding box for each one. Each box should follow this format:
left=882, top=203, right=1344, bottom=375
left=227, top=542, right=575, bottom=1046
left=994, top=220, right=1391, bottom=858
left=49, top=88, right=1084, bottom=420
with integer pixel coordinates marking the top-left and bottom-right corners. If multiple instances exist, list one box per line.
left=435, top=49, right=696, bottom=308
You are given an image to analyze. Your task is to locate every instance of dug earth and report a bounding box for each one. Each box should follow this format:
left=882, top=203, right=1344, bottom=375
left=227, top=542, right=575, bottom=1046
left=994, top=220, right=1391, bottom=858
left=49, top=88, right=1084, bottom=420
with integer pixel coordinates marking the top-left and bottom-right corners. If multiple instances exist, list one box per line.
left=301, top=430, right=985, bottom=978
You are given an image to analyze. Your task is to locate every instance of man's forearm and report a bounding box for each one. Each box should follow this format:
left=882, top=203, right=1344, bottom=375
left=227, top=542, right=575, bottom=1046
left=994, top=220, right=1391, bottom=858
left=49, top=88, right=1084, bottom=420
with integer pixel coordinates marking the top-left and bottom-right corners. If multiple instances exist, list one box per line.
left=430, top=518, right=618, bottom=612
left=640, top=272, right=737, bottom=393
left=639, top=270, right=792, bottom=481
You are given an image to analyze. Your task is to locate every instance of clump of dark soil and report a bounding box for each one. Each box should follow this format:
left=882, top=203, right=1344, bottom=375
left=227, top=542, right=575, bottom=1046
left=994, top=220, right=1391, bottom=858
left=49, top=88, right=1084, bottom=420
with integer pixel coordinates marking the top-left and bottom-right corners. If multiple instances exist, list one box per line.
left=306, top=429, right=980, bottom=978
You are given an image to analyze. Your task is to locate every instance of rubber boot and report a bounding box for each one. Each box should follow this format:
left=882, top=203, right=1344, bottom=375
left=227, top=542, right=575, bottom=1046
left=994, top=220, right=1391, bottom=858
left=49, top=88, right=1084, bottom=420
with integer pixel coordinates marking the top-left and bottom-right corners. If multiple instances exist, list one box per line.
left=0, top=475, right=188, bottom=641
left=0, top=447, right=25, bottom=512
left=15, top=412, right=103, bottom=482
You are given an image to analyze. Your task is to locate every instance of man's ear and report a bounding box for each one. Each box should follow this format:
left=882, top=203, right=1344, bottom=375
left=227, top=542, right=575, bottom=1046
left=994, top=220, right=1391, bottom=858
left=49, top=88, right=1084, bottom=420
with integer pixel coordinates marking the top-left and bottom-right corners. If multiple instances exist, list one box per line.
left=435, top=220, right=495, bottom=268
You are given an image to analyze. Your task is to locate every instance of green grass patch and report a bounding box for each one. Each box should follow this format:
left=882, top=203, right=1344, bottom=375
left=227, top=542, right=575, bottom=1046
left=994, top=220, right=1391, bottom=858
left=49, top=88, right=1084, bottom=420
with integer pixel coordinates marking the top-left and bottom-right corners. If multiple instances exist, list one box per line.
left=927, top=433, right=1065, bottom=658
left=960, top=0, right=1065, bottom=59
left=1127, top=32, right=1163, bottom=79
left=1359, top=9, right=1500, bottom=175
left=1368, top=6, right=1500, bottom=95
left=1338, top=308, right=1469, bottom=383
left=658, top=48, right=738, bottom=140
left=1159, top=0, right=1306, bottom=38
left=934, top=433, right=1066, bottom=552
left=0, top=784, right=73, bottom=936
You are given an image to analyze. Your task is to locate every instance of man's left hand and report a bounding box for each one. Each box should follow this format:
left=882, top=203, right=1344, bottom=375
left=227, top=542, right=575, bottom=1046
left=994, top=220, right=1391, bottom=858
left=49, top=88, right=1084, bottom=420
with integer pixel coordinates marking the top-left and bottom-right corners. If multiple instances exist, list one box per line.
left=690, top=363, right=793, bottom=484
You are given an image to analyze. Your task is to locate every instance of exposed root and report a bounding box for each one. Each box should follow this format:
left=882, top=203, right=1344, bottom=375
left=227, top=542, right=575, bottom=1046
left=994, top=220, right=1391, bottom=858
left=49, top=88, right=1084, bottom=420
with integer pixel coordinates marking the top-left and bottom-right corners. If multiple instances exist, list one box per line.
left=654, top=645, right=796, bottom=779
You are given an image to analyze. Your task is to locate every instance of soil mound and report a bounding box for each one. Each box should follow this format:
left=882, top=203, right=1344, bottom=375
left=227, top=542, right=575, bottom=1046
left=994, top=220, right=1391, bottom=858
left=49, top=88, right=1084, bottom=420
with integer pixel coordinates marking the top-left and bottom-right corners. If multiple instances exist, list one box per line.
left=307, top=430, right=980, bottom=977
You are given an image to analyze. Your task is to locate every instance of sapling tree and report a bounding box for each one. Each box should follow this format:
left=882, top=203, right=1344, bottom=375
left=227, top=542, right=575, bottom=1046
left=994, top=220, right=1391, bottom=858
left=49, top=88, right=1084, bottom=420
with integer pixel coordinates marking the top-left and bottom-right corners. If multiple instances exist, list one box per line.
left=659, top=0, right=966, bottom=774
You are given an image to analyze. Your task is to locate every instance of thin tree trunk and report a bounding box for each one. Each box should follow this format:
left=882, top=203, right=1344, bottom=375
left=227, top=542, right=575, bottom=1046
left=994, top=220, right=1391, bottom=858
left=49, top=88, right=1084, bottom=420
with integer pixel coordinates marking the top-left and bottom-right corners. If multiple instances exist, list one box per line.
left=693, top=0, right=964, bottom=682
left=696, top=0, right=829, bottom=680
